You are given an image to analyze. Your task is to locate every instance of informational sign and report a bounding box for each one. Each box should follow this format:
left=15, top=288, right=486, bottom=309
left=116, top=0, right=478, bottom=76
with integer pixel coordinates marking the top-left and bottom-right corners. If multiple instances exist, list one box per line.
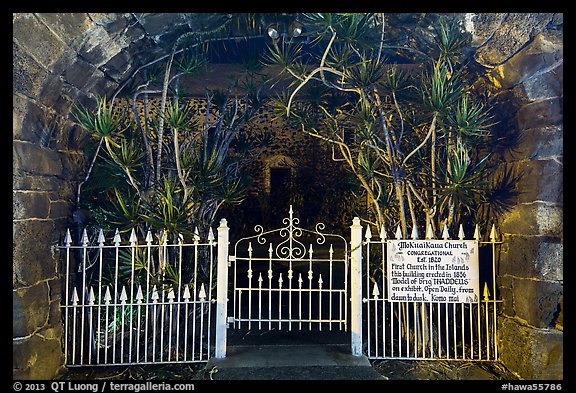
left=387, top=240, right=479, bottom=303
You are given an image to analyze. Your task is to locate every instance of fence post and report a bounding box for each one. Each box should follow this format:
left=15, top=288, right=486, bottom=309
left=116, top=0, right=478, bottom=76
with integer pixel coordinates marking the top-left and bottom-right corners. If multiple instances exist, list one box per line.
left=215, top=218, right=229, bottom=358
left=350, top=217, right=363, bottom=356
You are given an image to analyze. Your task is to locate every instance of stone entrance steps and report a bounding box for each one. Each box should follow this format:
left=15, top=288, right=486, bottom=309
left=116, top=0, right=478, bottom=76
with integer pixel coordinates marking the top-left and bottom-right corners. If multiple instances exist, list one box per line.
left=206, top=344, right=385, bottom=380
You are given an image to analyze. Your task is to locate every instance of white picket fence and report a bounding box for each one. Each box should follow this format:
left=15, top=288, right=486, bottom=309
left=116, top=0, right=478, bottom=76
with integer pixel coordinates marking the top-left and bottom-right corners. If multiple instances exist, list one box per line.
left=59, top=208, right=501, bottom=366
left=362, top=223, right=501, bottom=361
left=60, top=227, right=218, bottom=366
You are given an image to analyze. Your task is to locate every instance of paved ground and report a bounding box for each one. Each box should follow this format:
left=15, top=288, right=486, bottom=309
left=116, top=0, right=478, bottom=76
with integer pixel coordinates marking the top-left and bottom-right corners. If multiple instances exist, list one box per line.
left=200, top=328, right=516, bottom=381
left=206, top=344, right=385, bottom=380
left=58, top=328, right=519, bottom=382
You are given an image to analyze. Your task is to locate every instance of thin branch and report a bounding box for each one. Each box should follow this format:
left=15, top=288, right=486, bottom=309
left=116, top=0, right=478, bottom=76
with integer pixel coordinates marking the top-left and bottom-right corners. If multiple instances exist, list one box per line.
left=103, top=138, right=142, bottom=197
left=172, top=125, right=188, bottom=202
left=319, top=26, right=337, bottom=85
left=374, top=91, right=407, bottom=235
left=391, top=90, right=405, bottom=150
left=404, top=182, right=418, bottom=230
left=110, top=33, right=267, bottom=105
left=155, top=50, right=176, bottom=183
left=287, top=25, right=361, bottom=116
left=76, top=137, right=104, bottom=209
left=376, top=13, right=385, bottom=65
left=287, top=66, right=349, bottom=116
left=402, top=112, right=437, bottom=166
left=132, top=85, right=159, bottom=189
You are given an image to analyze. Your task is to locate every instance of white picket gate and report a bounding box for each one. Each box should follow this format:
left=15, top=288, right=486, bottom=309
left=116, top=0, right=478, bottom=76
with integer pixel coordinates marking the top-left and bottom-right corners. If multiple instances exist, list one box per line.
left=60, top=228, right=217, bottom=366
left=361, top=222, right=502, bottom=361
left=229, top=206, right=349, bottom=333
left=59, top=208, right=501, bottom=366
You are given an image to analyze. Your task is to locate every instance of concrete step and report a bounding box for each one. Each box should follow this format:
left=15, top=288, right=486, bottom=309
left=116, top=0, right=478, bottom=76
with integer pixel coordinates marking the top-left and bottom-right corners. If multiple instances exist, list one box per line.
left=206, top=344, right=386, bottom=380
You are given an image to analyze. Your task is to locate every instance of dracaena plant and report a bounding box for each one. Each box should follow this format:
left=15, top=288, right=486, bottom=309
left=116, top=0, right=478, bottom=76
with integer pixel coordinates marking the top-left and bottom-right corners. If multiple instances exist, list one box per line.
left=72, top=26, right=272, bottom=287
left=258, top=12, right=522, bottom=356
left=264, top=13, right=521, bottom=238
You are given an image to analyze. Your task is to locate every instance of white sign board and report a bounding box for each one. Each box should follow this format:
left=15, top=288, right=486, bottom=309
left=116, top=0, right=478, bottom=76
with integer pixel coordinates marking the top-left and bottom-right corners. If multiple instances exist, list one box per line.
left=387, top=240, right=480, bottom=303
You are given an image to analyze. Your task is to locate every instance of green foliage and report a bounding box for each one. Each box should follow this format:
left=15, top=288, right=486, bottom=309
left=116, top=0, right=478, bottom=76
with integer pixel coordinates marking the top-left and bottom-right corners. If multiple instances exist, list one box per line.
left=265, top=13, right=521, bottom=233
left=435, top=138, right=488, bottom=221
left=73, top=29, right=272, bottom=289
left=262, top=37, right=305, bottom=83
left=421, top=60, right=462, bottom=115
left=347, top=56, right=387, bottom=90
left=76, top=80, right=266, bottom=237
left=109, top=187, right=144, bottom=231
left=449, top=93, right=494, bottom=138
left=432, top=16, right=470, bottom=66
left=302, top=13, right=376, bottom=44
left=384, top=65, right=411, bottom=95
left=175, top=47, right=208, bottom=75
left=73, top=96, right=130, bottom=142
left=163, top=99, right=194, bottom=130
left=140, top=176, right=194, bottom=233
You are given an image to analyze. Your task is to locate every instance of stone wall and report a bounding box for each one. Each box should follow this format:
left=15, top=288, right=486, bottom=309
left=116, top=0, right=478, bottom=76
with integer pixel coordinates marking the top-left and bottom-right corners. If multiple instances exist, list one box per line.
left=12, top=12, right=218, bottom=380
left=239, top=104, right=355, bottom=232
left=465, top=13, right=563, bottom=379
left=120, top=95, right=353, bottom=232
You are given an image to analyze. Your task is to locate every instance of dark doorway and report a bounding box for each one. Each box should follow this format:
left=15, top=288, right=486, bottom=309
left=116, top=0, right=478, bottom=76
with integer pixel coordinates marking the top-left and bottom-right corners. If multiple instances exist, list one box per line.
left=269, top=167, right=292, bottom=225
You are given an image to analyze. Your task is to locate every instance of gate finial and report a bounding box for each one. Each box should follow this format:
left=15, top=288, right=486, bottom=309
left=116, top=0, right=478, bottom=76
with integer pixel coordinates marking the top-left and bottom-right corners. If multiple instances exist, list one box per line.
left=372, top=283, right=380, bottom=298
left=474, top=225, right=481, bottom=241
left=458, top=224, right=465, bottom=240
left=98, top=228, right=105, bottom=245
left=395, top=225, right=402, bottom=240
left=136, top=286, right=144, bottom=304
left=490, top=224, right=498, bottom=242
left=120, top=287, right=128, bottom=304
left=104, top=287, right=112, bottom=304
left=442, top=224, right=450, bottom=240
left=113, top=228, right=121, bottom=244
left=183, top=285, right=191, bottom=300
left=65, top=228, right=72, bottom=246
left=151, top=286, right=159, bottom=302
left=167, top=288, right=175, bottom=302
left=483, top=282, right=490, bottom=301
left=129, top=228, right=137, bottom=244
left=199, top=284, right=207, bottom=300
left=88, top=287, right=95, bottom=305
left=71, top=287, right=79, bottom=305
left=379, top=225, right=387, bottom=240
left=410, top=225, right=419, bottom=240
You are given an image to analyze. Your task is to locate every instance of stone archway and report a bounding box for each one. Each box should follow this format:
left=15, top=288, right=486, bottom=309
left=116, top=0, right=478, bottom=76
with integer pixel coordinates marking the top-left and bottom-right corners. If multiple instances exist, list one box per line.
left=13, top=12, right=563, bottom=380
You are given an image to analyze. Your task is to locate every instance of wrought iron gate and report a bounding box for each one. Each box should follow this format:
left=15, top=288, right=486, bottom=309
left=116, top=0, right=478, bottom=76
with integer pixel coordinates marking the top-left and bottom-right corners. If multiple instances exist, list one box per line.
left=59, top=210, right=501, bottom=366
left=229, top=206, right=349, bottom=332
left=60, top=228, right=217, bottom=366
left=362, top=223, right=502, bottom=361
